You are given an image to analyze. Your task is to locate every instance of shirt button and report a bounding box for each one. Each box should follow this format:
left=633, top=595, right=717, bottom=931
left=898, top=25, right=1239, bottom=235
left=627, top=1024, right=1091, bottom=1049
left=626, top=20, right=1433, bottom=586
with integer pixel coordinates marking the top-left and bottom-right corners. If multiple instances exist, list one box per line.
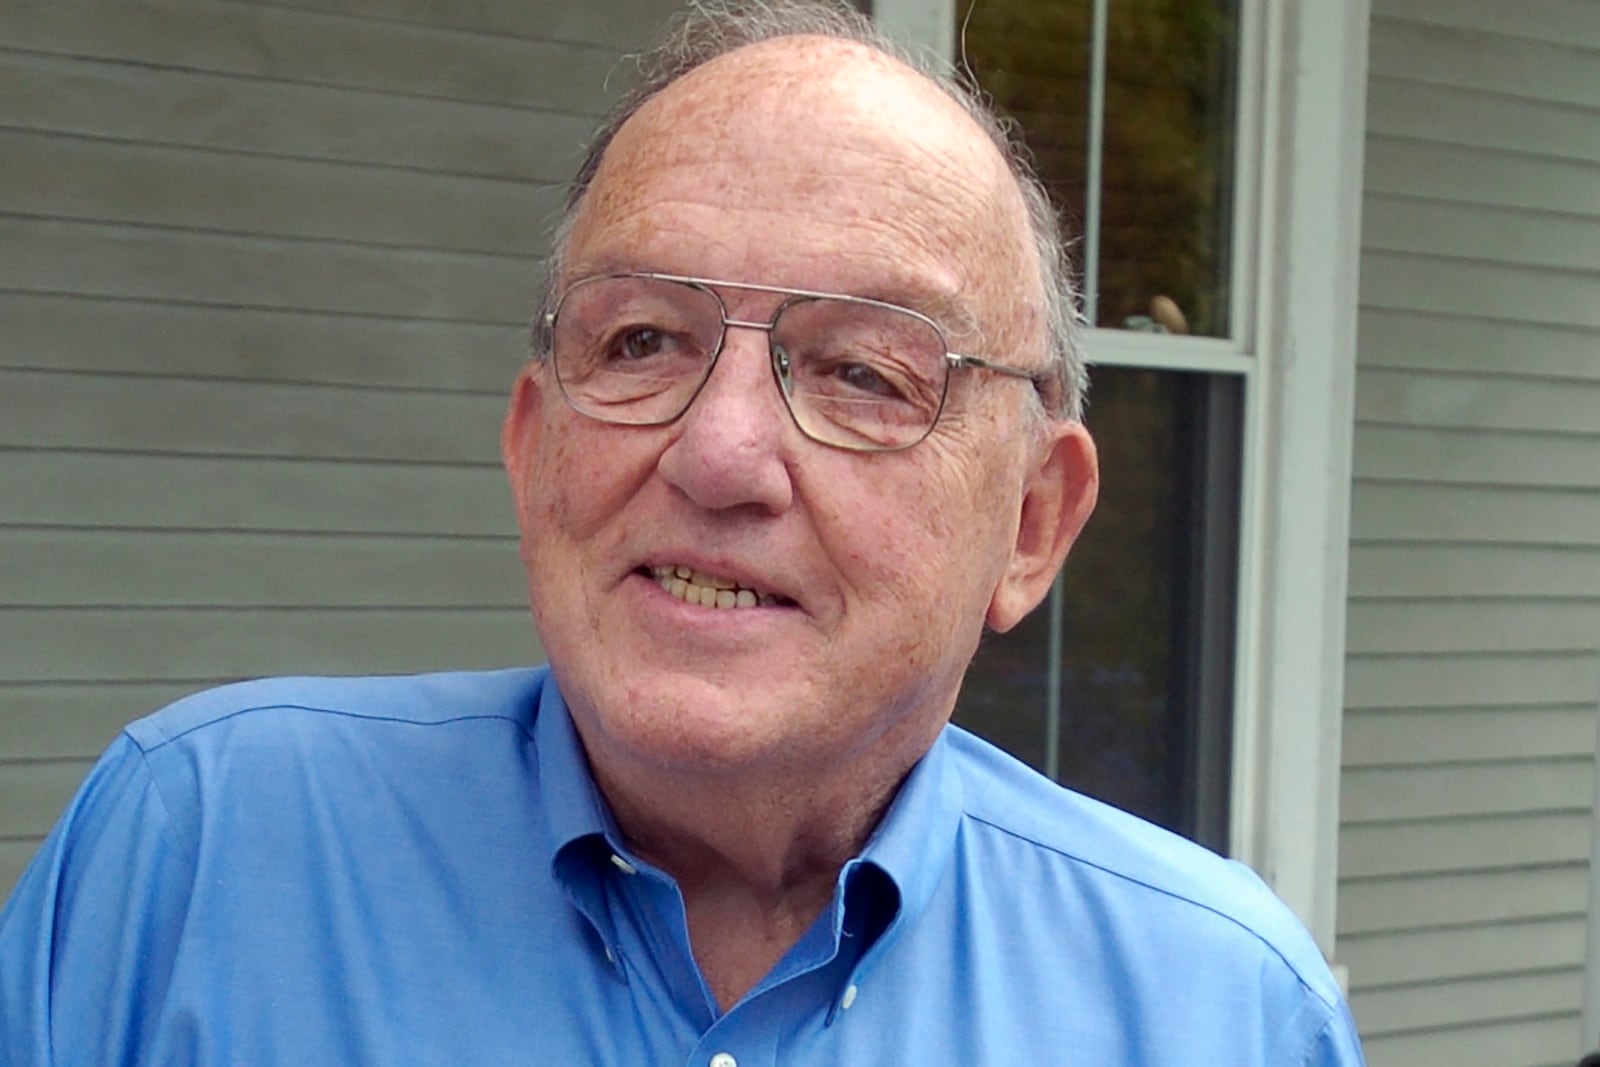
left=841, top=984, right=858, bottom=1010
left=709, top=1055, right=737, bottom=1067
left=609, top=854, right=638, bottom=875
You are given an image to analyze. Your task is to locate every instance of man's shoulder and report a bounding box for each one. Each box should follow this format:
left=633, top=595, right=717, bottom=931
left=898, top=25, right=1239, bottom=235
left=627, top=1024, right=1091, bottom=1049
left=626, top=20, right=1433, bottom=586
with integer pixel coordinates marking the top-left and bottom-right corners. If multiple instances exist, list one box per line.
left=101, top=667, right=558, bottom=855
left=125, top=666, right=553, bottom=756
left=946, top=723, right=1241, bottom=892
left=944, top=725, right=1341, bottom=1004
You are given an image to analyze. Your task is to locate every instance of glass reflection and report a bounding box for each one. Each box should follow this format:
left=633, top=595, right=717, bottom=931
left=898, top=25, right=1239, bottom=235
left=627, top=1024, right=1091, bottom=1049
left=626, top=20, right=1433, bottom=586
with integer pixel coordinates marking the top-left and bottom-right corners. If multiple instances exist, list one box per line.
left=953, top=368, right=1240, bottom=847
left=956, top=0, right=1238, bottom=336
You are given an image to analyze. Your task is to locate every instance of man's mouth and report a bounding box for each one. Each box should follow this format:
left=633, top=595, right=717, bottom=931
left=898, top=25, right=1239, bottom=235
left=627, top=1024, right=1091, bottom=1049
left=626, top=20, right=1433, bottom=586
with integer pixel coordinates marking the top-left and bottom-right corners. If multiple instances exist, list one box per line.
left=645, top=564, right=792, bottom=609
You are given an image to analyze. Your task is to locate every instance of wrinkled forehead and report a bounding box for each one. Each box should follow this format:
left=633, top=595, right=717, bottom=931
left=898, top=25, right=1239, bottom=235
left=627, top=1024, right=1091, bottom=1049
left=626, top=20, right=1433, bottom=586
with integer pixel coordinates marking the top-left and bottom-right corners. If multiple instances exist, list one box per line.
left=570, top=37, right=1040, bottom=344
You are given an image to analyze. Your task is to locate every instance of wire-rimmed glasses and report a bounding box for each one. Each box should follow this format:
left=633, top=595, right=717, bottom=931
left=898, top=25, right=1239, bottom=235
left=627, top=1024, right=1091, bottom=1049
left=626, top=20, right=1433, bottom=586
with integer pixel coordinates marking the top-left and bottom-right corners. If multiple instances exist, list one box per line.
left=543, top=272, right=1045, bottom=453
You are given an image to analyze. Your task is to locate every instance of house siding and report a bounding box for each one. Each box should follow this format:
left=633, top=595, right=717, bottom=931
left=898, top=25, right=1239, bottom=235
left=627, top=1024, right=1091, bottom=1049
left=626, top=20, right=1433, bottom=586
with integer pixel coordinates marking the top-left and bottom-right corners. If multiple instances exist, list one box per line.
left=0, top=0, right=680, bottom=897
left=1340, top=2, right=1600, bottom=1064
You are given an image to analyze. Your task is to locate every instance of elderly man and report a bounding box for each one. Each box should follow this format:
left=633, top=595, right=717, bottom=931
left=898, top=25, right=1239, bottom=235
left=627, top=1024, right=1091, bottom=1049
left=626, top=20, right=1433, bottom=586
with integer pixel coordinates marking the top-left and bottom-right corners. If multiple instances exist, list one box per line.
left=1, top=2, right=1364, bottom=1063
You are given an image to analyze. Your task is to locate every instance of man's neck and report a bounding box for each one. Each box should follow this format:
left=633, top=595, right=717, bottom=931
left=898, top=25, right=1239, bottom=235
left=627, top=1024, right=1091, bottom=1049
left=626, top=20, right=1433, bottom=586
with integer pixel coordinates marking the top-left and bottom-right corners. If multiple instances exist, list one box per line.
left=584, top=745, right=915, bottom=1012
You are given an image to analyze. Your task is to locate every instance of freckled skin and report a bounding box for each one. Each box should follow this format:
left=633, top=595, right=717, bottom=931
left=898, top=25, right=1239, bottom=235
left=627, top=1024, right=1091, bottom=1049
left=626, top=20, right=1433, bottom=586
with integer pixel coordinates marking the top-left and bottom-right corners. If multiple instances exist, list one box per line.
left=502, top=35, right=1098, bottom=1006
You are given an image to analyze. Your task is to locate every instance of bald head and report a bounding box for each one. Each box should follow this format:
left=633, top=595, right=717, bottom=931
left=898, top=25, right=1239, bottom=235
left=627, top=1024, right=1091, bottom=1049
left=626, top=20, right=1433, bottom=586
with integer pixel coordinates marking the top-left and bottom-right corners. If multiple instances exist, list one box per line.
left=536, top=0, right=1088, bottom=420
left=568, top=37, right=1040, bottom=366
left=598, top=34, right=1017, bottom=213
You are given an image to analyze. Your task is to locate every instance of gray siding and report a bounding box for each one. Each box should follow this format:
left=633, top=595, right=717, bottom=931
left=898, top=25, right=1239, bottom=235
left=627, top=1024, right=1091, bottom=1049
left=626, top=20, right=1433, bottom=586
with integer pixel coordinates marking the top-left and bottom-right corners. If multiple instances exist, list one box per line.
left=0, top=0, right=680, bottom=897
left=1340, top=2, right=1600, bottom=1064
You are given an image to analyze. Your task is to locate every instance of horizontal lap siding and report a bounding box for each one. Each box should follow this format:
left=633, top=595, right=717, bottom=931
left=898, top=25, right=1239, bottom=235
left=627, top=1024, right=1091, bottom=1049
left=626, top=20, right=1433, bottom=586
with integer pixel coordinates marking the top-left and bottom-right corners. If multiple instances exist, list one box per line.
left=0, top=0, right=681, bottom=899
left=1342, top=4, right=1600, bottom=1064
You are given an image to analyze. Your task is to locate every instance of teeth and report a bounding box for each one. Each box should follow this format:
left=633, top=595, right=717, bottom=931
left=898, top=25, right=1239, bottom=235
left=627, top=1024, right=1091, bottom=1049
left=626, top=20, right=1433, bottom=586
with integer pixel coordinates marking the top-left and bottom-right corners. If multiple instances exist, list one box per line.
left=648, top=564, right=778, bottom=609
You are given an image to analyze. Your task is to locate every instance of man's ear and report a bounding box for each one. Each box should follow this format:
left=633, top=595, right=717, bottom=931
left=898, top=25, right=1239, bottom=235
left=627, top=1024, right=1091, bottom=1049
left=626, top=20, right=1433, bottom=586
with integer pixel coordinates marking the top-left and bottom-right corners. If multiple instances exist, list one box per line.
left=501, top=362, right=547, bottom=532
left=986, top=421, right=1099, bottom=633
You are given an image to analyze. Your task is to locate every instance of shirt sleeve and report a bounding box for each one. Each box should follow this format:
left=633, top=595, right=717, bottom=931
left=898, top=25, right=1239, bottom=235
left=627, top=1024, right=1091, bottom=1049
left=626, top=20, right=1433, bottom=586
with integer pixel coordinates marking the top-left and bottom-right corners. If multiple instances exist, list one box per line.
left=0, top=733, right=195, bottom=1066
left=1303, top=996, right=1368, bottom=1067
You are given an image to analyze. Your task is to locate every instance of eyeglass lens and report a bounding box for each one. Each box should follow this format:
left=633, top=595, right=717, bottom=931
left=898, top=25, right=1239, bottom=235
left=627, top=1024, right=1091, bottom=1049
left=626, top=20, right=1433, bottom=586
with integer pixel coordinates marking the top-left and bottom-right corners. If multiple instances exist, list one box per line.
left=550, top=275, right=951, bottom=451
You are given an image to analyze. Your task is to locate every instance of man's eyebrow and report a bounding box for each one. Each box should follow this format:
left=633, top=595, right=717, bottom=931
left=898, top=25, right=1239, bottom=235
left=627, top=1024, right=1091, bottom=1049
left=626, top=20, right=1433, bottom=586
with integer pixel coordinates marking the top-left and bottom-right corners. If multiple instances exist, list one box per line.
left=920, top=292, right=985, bottom=340
left=851, top=276, right=983, bottom=339
left=557, top=255, right=635, bottom=282
left=881, top=288, right=984, bottom=348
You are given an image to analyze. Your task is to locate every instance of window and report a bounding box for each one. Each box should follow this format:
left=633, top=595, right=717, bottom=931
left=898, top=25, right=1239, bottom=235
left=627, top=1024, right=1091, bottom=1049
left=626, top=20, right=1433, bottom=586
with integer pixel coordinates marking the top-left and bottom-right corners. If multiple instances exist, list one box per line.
left=871, top=0, right=1251, bottom=849
left=957, top=0, right=1239, bottom=338
left=875, top=0, right=1365, bottom=945
left=956, top=368, right=1240, bottom=848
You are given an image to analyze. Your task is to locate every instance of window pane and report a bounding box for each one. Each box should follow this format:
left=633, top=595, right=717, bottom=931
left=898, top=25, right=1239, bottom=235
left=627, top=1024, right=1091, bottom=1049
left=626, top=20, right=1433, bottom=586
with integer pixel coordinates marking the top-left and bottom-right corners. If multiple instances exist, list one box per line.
left=957, top=0, right=1239, bottom=337
left=953, top=367, right=1241, bottom=848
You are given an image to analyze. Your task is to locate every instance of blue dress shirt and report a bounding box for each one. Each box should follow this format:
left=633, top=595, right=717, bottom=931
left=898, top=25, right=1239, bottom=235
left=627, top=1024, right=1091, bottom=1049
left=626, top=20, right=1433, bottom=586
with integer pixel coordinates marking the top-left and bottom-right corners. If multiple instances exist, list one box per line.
left=0, top=667, right=1364, bottom=1064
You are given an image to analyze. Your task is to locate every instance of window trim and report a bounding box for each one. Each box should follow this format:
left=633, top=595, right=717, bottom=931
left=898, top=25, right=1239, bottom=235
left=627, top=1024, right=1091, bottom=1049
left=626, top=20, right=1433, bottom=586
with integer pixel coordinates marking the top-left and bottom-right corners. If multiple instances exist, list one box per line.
left=1231, top=0, right=1368, bottom=958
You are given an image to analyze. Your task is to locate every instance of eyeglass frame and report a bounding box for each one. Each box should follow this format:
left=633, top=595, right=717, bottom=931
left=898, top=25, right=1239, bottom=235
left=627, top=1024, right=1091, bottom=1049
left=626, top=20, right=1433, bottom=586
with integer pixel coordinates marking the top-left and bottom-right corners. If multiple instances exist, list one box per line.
left=540, top=271, right=1051, bottom=453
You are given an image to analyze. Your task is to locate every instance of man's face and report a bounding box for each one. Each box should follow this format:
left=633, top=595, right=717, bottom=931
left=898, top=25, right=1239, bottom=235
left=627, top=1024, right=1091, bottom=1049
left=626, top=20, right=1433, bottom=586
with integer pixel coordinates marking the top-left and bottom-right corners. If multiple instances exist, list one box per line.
left=503, top=39, right=1096, bottom=791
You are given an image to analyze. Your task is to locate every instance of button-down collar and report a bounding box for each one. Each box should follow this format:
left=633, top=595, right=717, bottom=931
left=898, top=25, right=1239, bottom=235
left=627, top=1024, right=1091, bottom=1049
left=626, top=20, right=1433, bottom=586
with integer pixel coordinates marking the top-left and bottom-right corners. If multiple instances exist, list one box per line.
left=533, top=679, right=966, bottom=1014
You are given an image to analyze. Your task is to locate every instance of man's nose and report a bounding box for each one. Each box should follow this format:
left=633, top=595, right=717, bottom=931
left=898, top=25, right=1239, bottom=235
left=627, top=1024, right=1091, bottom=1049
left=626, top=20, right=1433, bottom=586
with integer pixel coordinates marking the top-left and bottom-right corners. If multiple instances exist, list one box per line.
left=655, top=326, right=797, bottom=514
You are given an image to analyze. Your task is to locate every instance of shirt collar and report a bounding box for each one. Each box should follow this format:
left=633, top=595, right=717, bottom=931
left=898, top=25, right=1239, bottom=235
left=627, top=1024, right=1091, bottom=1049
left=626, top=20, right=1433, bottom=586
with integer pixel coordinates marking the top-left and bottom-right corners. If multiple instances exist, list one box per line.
left=534, top=672, right=967, bottom=975
left=842, top=725, right=964, bottom=954
left=533, top=674, right=617, bottom=855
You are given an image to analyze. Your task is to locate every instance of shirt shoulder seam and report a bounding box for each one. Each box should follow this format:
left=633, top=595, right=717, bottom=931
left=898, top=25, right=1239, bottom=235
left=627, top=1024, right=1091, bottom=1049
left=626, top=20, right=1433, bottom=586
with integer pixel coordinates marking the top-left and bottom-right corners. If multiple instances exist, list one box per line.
left=960, top=808, right=1342, bottom=1013
left=138, top=703, right=537, bottom=753
left=121, top=731, right=186, bottom=854
left=1290, top=1004, right=1345, bottom=1064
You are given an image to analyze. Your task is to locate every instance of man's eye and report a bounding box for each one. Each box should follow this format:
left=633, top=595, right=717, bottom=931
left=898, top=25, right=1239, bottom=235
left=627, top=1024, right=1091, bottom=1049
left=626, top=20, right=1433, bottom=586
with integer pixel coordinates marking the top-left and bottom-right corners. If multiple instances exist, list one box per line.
left=613, top=327, right=670, bottom=361
left=832, top=360, right=906, bottom=400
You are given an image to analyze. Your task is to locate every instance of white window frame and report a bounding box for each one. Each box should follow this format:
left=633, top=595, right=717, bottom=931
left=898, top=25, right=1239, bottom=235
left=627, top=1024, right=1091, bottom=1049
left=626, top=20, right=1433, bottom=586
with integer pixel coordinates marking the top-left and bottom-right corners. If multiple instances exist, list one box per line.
left=874, top=0, right=1369, bottom=960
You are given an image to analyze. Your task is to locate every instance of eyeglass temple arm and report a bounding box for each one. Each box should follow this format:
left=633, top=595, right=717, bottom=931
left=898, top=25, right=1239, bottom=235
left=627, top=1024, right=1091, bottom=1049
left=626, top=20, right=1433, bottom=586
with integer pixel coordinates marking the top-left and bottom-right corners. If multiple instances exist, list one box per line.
left=948, top=352, right=1035, bottom=380
left=949, top=352, right=1061, bottom=413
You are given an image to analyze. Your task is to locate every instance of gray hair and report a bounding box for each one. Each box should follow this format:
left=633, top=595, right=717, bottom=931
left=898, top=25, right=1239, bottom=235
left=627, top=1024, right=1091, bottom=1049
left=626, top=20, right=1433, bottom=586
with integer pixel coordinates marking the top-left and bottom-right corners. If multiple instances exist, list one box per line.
left=535, top=0, right=1087, bottom=422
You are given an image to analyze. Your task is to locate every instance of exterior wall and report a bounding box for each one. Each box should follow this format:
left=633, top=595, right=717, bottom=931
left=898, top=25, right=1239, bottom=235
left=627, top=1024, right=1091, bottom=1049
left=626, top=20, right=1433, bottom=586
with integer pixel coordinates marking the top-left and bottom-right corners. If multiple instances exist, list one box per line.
left=0, top=0, right=680, bottom=897
left=1339, top=1, right=1600, bottom=1063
